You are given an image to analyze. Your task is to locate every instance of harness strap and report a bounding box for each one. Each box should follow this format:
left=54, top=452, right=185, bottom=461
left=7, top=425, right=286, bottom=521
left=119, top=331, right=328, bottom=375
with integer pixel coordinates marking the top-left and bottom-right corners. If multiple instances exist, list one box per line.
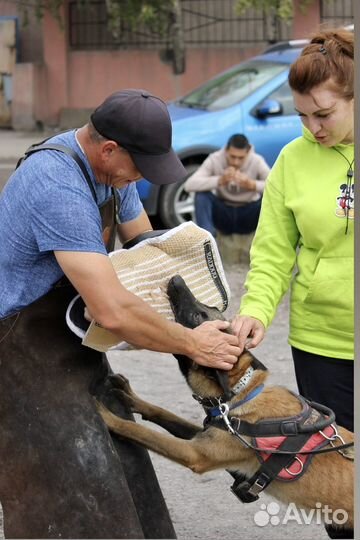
left=231, top=432, right=312, bottom=503
left=231, top=399, right=334, bottom=437
left=17, top=142, right=98, bottom=204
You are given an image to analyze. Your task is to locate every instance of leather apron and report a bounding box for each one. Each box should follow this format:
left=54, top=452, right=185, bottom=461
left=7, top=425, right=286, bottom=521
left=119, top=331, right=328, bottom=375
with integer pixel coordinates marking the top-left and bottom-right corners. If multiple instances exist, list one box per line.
left=0, top=152, right=176, bottom=539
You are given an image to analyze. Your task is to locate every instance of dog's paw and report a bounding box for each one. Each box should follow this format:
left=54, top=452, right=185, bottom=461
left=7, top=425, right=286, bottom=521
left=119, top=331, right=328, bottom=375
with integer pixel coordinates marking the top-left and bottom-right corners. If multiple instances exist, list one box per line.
left=110, top=388, right=138, bottom=412
left=104, top=374, right=139, bottom=412
left=106, top=373, right=147, bottom=416
left=108, top=373, right=132, bottom=392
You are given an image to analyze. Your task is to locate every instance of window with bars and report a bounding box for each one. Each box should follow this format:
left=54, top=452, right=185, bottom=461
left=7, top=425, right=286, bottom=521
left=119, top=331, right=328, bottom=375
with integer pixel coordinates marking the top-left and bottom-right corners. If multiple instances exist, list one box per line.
left=320, top=0, right=353, bottom=26
left=68, top=0, right=354, bottom=50
left=68, top=0, right=291, bottom=51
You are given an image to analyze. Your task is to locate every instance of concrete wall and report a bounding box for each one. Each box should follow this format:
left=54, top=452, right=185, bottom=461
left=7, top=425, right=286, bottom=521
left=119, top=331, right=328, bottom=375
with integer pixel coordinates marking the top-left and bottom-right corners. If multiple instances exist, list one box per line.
left=293, top=0, right=322, bottom=38
left=66, top=46, right=263, bottom=106
left=12, top=63, right=36, bottom=130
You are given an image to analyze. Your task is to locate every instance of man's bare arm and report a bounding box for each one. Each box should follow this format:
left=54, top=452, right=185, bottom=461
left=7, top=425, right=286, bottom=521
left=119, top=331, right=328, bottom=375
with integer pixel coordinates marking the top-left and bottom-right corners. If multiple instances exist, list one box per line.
left=117, top=209, right=153, bottom=244
left=55, top=251, right=241, bottom=369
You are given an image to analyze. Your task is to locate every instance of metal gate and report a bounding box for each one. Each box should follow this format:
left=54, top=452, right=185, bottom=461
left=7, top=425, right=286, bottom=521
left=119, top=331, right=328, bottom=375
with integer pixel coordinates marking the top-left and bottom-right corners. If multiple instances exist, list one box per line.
left=320, top=0, right=353, bottom=25
left=68, top=0, right=291, bottom=50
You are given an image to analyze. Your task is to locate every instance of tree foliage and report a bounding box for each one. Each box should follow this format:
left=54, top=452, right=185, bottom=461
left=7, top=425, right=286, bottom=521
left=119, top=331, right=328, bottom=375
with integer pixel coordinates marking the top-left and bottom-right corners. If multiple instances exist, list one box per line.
left=20, top=0, right=316, bottom=27
left=19, top=0, right=176, bottom=31
left=235, top=0, right=313, bottom=21
left=103, top=0, right=175, bottom=38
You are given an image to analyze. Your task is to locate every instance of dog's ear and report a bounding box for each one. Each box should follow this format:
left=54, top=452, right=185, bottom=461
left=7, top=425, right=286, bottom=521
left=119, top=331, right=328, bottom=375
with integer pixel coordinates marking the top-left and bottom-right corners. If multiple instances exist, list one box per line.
left=248, top=351, right=268, bottom=372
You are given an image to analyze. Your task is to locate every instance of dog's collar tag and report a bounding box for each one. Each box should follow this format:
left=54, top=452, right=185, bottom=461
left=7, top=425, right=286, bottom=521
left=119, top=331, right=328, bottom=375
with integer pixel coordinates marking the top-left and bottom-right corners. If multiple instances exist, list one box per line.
left=232, top=366, right=254, bottom=395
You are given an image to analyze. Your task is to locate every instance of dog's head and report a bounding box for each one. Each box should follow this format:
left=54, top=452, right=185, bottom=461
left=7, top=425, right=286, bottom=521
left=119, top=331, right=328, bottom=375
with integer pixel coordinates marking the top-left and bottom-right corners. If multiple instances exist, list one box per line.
left=167, top=274, right=227, bottom=328
left=167, top=275, right=267, bottom=402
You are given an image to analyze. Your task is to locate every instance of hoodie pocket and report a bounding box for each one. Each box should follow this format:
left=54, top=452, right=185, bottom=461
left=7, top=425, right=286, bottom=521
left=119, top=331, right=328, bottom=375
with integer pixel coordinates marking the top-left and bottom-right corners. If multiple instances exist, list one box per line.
left=304, top=257, right=353, bottom=328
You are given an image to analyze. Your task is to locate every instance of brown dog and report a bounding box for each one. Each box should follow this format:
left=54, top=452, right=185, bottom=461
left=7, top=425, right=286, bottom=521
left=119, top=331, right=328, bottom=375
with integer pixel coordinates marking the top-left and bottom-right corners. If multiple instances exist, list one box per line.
left=98, top=275, right=354, bottom=537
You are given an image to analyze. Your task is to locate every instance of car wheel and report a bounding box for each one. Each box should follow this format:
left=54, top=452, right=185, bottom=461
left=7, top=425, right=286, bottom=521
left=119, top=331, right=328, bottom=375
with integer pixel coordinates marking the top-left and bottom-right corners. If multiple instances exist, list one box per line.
left=158, top=164, right=198, bottom=228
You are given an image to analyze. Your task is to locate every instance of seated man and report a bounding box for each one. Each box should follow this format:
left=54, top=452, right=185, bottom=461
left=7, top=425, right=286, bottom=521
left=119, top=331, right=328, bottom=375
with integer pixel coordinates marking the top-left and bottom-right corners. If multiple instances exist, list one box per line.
left=184, top=134, right=270, bottom=237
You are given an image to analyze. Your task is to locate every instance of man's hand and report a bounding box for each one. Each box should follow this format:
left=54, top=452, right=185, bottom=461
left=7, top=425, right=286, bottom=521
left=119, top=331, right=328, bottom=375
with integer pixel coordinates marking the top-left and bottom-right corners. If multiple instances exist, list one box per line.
left=189, top=320, right=241, bottom=370
left=233, top=171, right=256, bottom=191
left=231, top=315, right=265, bottom=353
left=219, top=166, right=237, bottom=186
left=219, top=169, right=256, bottom=191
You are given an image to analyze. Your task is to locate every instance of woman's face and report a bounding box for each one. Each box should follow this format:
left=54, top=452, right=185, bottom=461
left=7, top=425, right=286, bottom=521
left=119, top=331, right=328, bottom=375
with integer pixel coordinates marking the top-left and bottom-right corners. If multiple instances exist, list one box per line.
left=292, top=82, right=354, bottom=146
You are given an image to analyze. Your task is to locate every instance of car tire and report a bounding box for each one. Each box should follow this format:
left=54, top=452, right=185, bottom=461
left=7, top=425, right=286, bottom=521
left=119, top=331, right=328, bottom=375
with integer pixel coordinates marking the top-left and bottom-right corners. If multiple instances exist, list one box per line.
left=158, top=163, right=198, bottom=228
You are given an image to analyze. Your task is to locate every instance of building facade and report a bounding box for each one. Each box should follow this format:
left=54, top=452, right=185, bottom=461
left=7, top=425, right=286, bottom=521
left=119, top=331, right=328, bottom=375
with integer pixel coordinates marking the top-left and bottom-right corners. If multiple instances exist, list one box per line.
left=0, top=0, right=354, bottom=129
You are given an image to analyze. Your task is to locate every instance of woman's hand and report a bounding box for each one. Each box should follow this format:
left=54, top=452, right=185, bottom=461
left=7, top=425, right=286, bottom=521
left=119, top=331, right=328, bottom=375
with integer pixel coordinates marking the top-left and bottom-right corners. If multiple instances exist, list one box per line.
left=231, top=315, right=265, bottom=353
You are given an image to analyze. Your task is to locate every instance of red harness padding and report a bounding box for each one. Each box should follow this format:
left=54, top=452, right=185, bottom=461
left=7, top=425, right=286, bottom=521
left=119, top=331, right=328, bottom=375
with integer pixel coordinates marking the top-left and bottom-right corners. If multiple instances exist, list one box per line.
left=254, top=424, right=336, bottom=481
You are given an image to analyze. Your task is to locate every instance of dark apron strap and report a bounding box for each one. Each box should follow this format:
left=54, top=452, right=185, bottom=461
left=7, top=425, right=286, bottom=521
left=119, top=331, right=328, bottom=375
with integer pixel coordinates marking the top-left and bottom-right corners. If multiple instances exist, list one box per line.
left=18, top=143, right=98, bottom=204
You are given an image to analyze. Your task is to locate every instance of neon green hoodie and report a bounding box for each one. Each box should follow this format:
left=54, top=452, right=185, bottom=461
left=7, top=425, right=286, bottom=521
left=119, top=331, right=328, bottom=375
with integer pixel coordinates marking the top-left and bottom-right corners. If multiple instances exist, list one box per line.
left=239, top=127, right=354, bottom=359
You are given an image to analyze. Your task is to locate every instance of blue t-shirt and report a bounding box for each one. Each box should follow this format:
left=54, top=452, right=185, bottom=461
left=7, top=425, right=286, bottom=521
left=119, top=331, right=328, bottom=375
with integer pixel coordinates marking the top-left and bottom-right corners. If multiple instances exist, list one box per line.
left=0, top=130, right=143, bottom=318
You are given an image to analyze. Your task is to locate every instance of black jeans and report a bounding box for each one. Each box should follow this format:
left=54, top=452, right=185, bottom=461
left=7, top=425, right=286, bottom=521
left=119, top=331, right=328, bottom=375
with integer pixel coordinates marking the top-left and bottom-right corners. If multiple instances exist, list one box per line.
left=291, top=347, right=354, bottom=432
left=292, top=348, right=354, bottom=539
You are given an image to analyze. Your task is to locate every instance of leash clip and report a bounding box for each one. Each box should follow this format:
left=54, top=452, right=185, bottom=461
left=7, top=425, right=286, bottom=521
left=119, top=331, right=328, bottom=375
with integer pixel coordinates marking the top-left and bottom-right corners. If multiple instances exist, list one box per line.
left=219, top=403, right=235, bottom=435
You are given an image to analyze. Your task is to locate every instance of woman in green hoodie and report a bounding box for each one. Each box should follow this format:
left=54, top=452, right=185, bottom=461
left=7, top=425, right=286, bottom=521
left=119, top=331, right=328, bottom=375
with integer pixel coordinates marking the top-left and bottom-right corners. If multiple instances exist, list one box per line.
left=232, top=27, right=354, bottom=434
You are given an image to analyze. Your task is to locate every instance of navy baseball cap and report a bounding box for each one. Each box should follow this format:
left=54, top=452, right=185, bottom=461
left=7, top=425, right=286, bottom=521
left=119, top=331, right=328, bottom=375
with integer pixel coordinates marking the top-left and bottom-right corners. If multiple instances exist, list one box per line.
left=90, top=89, right=186, bottom=185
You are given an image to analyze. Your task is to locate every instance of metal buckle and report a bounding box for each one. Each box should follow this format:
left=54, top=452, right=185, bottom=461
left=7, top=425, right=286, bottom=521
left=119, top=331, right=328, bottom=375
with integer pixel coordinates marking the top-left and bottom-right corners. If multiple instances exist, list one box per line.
left=320, top=423, right=346, bottom=446
left=285, top=456, right=304, bottom=476
left=280, top=420, right=298, bottom=436
left=319, top=424, right=353, bottom=459
left=248, top=473, right=268, bottom=496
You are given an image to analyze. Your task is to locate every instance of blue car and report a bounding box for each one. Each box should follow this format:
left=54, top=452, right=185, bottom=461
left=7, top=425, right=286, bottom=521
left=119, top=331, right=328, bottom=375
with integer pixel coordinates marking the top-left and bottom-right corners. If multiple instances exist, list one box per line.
left=137, top=46, right=303, bottom=227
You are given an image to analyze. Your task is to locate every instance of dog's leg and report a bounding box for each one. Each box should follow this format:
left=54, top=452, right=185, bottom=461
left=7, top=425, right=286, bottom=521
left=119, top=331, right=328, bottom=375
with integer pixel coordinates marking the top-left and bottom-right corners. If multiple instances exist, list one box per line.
left=108, top=374, right=202, bottom=439
left=97, top=401, right=235, bottom=473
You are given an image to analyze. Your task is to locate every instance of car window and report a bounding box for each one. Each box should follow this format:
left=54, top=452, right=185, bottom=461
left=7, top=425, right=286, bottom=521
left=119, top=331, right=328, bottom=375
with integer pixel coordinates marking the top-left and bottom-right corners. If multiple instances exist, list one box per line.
left=265, top=80, right=297, bottom=116
left=178, top=61, right=288, bottom=112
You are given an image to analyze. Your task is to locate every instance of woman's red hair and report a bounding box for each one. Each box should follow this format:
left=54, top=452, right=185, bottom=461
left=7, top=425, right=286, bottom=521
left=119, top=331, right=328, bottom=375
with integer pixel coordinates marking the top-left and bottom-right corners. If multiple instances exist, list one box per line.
left=288, top=27, right=354, bottom=100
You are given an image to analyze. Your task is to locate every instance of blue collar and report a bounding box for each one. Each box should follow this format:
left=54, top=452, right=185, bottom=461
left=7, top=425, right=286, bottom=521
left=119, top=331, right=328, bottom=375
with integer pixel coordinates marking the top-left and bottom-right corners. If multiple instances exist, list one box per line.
left=209, top=384, right=265, bottom=417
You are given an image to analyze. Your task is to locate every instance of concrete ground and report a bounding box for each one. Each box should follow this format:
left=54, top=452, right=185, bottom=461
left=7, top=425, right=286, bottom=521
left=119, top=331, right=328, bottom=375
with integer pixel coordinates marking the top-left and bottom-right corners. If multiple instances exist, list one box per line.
left=0, top=128, right=330, bottom=539
left=0, top=129, right=45, bottom=160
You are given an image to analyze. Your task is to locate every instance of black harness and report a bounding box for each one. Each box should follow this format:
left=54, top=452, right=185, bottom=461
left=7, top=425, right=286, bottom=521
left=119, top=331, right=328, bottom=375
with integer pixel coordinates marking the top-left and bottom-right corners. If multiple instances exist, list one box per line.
left=200, top=390, right=353, bottom=504
left=17, top=135, right=120, bottom=218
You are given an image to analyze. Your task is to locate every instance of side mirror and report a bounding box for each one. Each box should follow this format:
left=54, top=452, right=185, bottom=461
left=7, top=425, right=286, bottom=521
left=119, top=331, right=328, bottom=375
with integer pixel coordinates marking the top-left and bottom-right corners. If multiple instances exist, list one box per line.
left=255, top=99, right=283, bottom=119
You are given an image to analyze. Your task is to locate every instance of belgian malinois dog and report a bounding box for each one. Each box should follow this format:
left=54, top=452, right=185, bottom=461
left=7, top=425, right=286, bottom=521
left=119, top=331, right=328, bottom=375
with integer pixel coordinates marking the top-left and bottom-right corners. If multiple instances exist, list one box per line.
left=97, top=275, right=354, bottom=538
